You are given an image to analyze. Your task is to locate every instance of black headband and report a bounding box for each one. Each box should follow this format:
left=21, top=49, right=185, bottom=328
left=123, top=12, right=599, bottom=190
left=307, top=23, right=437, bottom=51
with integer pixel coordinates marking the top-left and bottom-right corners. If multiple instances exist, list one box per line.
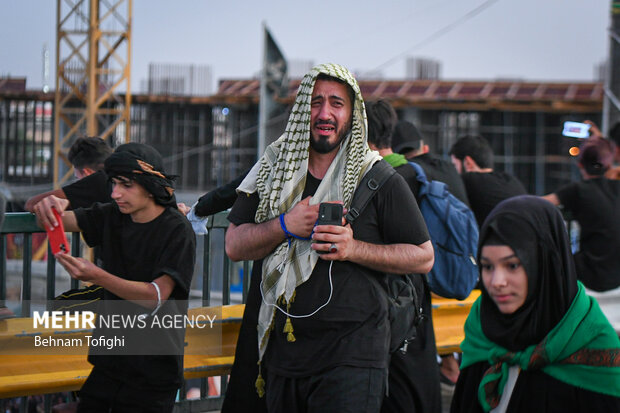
left=105, top=149, right=178, bottom=208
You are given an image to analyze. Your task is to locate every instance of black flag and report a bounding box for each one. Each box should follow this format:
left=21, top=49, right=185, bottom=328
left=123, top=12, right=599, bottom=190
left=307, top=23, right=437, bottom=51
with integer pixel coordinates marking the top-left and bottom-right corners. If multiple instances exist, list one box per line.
left=258, top=24, right=289, bottom=157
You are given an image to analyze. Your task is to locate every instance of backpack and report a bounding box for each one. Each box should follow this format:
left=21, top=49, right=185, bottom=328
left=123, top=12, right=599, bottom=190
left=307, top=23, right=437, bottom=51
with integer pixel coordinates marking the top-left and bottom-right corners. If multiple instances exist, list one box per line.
left=408, top=161, right=479, bottom=300
left=345, top=160, right=425, bottom=354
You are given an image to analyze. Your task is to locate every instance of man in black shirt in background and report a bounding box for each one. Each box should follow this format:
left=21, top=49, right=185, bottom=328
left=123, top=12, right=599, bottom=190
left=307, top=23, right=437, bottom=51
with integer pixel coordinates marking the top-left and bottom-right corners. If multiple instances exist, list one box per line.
left=449, top=135, right=527, bottom=227
left=542, top=138, right=620, bottom=292
left=25, top=137, right=113, bottom=213
left=27, top=137, right=113, bottom=299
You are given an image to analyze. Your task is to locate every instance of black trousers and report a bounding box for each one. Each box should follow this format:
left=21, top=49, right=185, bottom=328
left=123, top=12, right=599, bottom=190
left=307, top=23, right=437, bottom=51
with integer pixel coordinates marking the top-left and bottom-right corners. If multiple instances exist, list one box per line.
left=221, top=260, right=268, bottom=413
left=265, top=365, right=386, bottom=413
left=77, top=366, right=177, bottom=413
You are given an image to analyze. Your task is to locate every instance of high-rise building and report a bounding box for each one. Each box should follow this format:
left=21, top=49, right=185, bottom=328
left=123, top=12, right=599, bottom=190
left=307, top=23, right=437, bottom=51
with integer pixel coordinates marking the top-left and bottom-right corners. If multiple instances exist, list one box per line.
left=147, top=63, right=213, bottom=96
left=406, top=57, right=441, bottom=80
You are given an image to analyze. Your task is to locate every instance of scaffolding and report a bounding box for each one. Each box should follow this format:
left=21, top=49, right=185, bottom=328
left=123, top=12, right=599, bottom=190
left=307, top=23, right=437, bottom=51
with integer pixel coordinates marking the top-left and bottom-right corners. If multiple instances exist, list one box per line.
left=54, top=0, right=132, bottom=188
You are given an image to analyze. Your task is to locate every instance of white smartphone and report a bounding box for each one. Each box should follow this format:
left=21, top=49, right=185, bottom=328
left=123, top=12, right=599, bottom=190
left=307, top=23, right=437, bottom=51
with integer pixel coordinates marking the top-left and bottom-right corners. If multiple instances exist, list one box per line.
left=562, top=121, right=591, bottom=139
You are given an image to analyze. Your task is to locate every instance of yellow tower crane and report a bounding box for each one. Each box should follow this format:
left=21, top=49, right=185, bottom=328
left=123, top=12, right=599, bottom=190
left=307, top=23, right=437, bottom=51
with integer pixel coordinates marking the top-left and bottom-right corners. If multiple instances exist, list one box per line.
left=53, top=0, right=132, bottom=187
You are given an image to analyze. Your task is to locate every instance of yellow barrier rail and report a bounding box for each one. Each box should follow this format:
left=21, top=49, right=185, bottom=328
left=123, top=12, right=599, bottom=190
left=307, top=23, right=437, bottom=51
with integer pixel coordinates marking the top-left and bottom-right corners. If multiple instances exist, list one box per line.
left=0, top=291, right=479, bottom=399
left=0, top=305, right=244, bottom=399
left=432, top=290, right=480, bottom=354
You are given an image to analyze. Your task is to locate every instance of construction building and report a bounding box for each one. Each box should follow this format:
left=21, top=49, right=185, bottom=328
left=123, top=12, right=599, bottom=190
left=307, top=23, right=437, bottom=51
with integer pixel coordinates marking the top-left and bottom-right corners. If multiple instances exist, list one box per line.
left=0, top=77, right=602, bottom=207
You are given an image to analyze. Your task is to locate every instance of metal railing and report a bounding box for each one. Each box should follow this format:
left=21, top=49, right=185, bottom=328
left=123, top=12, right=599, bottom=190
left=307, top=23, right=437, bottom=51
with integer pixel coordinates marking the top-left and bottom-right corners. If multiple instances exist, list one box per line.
left=0, top=211, right=250, bottom=413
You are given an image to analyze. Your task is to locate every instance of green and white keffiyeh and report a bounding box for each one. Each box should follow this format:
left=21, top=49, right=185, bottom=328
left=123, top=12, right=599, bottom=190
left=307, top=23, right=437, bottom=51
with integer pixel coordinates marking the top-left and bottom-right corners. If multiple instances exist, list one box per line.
left=237, top=63, right=382, bottom=365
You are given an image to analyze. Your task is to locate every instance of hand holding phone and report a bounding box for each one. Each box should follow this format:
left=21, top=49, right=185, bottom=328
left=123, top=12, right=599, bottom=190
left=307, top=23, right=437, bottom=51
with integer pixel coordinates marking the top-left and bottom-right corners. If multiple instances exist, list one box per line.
left=46, top=208, right=70, bottom=255
left=33, top=195, right=70, bottom=230
left=316, top=203, right=343, bottom=254
left=317, top=203, right=344, bottom=226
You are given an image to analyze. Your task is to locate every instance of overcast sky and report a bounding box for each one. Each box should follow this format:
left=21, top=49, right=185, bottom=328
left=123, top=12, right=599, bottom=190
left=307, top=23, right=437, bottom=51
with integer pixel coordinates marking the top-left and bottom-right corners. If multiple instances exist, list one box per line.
left=0, top=0, right=611, bottom=93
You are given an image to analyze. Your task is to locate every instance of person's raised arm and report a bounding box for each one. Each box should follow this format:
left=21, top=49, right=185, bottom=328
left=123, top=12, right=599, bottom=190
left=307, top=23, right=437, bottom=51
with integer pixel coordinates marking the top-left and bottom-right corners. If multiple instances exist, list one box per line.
left=195, top=167, right=251, bottom=217
left=541, top=193, right=560, bottom=206
left=226, top=196, right=319, bottom=261
left=25, top=188, right=67, bottom=212
left=584, top=120, right=603, bottom=139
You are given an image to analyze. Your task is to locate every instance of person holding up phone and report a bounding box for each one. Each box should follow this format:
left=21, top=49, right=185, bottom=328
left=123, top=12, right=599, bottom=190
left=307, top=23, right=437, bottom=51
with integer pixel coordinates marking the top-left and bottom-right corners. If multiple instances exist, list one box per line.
left=223, top=64, right=433, bottom=413
left=581, top=120, right=620, bottom=180
left=542, top=138, right=620, bottom=292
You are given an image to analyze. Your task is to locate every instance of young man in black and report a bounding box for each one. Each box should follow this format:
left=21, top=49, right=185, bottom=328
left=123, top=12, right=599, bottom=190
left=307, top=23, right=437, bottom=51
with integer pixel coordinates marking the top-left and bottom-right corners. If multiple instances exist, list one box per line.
left=449, top=135, right=527, bottom=227
left=225, top=64, right=433, bottom=413
left=34, top=143, right=196, bottom=412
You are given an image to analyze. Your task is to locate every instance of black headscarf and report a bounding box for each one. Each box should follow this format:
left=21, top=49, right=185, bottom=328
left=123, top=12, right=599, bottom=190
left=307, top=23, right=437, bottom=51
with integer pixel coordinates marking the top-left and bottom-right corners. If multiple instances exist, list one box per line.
left=477, top=195, right=578, bottom=351
left=104, top=143, right=178, bottom=208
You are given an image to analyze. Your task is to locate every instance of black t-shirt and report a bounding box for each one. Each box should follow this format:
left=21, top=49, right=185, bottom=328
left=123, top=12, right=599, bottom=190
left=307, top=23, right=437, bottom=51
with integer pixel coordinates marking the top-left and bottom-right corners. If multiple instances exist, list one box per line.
left=63, top=170, right=112, bottom=209
left=399, top=153, right=470, bottom=206
left=228, top=166, right=429, bottom=377
left=74, top=203, right=196, bottom=388
left=461, top=171, right=527, bottom=227
left=63, top=170, right=112, bottom=266
left=556, top=178, right=620, bottom=291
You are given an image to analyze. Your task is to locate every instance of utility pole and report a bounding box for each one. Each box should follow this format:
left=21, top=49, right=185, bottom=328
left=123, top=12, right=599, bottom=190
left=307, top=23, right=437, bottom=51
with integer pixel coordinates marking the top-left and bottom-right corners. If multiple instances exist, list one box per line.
left=54, top=0, right=132, bottom=187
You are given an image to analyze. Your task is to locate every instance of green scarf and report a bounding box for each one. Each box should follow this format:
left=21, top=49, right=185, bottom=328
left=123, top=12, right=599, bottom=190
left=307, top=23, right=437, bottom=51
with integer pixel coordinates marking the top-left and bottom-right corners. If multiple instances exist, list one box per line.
left=461, top=282, right=620, bottom=411
left=383, top=152, right=408, bottom=168
left=237, top=63, right=382, bottom=368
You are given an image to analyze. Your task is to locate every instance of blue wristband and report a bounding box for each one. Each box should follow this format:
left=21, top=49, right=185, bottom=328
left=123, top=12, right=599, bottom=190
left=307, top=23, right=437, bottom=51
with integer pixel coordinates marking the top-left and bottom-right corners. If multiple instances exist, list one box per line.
left=279, top=213, right=312, bottom=246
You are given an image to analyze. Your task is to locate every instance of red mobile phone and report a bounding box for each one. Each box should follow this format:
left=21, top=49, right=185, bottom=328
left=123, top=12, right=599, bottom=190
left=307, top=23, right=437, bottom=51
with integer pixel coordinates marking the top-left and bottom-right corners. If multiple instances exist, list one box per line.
left=46, top=208, right=70, bottom=255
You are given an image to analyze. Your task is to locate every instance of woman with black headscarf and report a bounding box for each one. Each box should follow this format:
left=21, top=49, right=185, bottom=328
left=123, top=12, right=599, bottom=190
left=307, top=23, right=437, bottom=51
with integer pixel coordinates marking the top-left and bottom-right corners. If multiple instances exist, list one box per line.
left=451, top=195, right=620, bottom=412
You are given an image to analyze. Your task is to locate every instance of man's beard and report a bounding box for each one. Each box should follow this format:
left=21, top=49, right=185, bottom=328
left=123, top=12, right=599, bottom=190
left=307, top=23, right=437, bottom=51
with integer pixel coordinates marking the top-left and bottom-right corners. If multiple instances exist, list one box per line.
left=310, top=121, right=352, bottom=154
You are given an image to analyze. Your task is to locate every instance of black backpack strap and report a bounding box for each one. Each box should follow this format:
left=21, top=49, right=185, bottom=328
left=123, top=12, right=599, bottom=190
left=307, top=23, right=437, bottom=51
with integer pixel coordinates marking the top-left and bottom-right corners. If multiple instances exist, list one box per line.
left=346, top=159, right=425, bottom=354
left=345, top=160, right=396, bottom=225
